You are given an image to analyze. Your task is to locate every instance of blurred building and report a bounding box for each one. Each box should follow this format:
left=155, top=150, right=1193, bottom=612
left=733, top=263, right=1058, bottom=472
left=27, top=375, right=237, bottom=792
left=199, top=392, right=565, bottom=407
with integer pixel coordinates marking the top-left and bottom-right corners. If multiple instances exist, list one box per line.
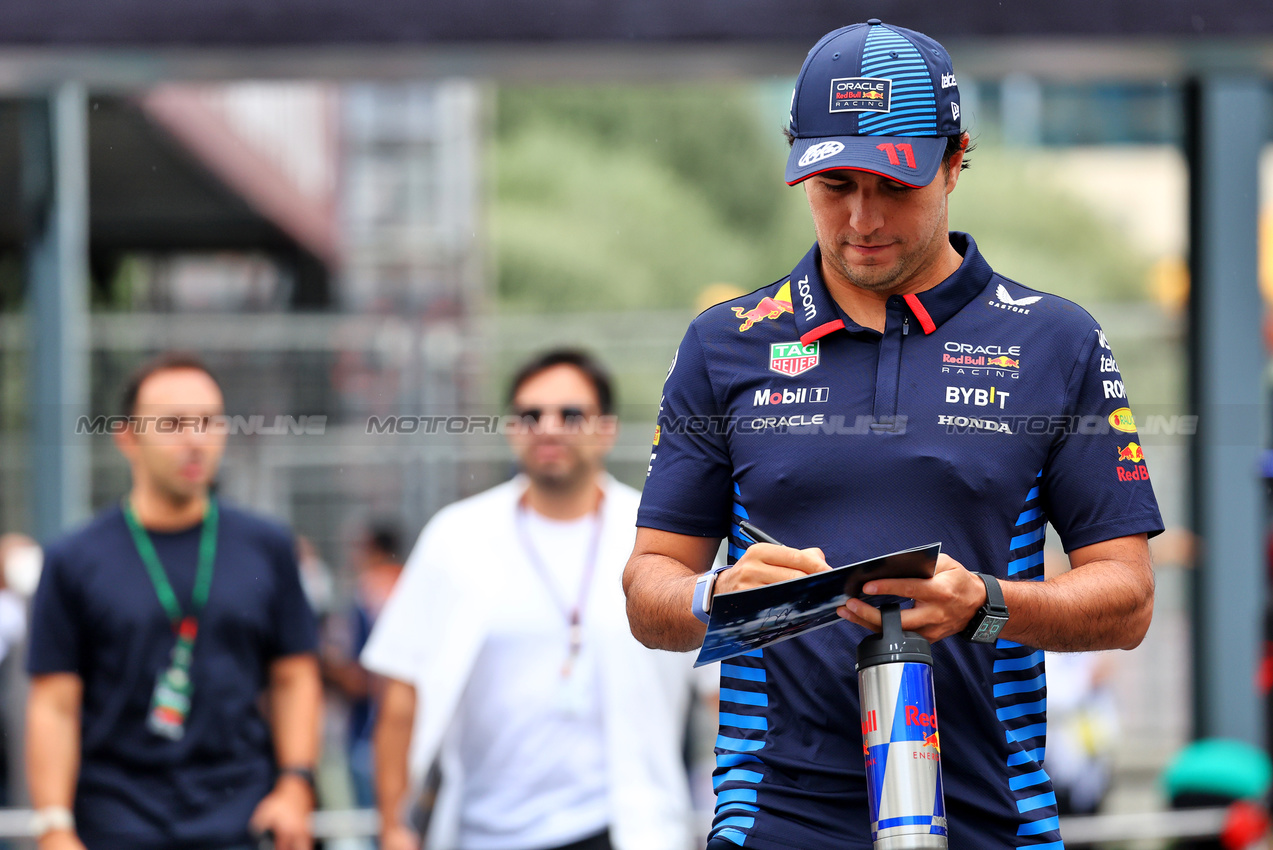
left=0, top=80, right=490, bottom=582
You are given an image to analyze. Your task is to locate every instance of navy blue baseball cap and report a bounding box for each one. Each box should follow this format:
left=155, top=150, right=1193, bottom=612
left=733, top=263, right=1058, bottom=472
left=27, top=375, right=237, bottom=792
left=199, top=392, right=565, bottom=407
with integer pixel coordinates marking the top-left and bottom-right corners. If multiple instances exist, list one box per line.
left=785, top=19, right=963, bottom=188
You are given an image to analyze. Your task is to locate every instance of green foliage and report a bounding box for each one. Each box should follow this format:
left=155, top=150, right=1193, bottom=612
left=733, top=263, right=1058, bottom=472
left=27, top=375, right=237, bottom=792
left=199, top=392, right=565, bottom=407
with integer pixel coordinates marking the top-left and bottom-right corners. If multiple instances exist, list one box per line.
left=492, top=86, right=1154, bottom=314
left=949, top=148, right=1151, bottom=303
left=493, top=85, right=812, bottom=312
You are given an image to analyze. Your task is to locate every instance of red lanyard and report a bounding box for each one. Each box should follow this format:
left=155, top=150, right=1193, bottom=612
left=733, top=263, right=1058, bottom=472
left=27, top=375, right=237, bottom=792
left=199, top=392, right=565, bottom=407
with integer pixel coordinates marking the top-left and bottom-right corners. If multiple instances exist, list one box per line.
left=514, top=493, right=604, bottom=677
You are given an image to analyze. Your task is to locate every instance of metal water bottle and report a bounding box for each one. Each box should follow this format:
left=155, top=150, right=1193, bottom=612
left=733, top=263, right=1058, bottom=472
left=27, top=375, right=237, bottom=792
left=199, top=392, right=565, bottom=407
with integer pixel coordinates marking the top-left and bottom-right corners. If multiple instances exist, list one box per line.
left=857, top=603, right=948, bottom=849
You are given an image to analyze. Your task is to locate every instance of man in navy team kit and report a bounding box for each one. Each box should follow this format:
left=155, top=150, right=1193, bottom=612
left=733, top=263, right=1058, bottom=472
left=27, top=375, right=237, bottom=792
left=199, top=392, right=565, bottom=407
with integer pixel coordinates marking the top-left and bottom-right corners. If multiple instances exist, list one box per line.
left=624, top=20, right=1162, bottom=850
left=26, top=353, right=321, bottom=850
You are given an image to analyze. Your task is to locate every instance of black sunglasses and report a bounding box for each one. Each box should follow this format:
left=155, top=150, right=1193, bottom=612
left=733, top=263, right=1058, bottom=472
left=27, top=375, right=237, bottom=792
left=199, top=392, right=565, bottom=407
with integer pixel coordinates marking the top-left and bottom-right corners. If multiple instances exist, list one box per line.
left=512, top=405, right=591, bottom=425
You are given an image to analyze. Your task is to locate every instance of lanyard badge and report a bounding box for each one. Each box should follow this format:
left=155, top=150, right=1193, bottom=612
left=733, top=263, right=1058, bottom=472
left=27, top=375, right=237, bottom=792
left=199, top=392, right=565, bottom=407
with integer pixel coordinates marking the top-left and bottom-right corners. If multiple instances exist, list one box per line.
left=122, top=497, right=219, bottom=741
left=149, top=617, right=198, bottom=739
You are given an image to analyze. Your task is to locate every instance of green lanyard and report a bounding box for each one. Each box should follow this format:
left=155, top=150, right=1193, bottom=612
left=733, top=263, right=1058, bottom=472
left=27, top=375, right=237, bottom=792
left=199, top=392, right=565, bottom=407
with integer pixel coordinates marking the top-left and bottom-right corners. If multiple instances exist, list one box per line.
left=122, top=497, right=219, bottom=627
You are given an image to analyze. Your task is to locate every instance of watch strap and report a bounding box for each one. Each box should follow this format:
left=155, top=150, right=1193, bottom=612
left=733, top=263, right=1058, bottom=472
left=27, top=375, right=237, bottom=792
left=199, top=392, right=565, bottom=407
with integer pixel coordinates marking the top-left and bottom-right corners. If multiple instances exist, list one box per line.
left=977, top=572, right=1006, bottom=611
left=278, top=765, right=318, bottom=799
left=30, top=806, right=75, bottom=838
left=962, top=572, right=1009, bottom=643
left=692, top=564, right=731, bottom=624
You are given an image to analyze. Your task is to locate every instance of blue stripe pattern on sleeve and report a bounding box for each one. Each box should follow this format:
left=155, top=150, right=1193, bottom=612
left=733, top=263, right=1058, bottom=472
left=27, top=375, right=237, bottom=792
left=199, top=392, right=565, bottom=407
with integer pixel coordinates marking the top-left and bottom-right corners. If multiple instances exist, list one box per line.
left=710, top=482, right=767, bottom=848
left=990, top=470, right=1063, bottom=845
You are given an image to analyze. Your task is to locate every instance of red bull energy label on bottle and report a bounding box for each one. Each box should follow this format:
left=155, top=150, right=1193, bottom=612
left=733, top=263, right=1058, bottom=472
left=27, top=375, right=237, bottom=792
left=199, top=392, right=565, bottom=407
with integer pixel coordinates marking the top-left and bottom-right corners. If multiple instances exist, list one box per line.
left=857, top=605, right=948, bottom=849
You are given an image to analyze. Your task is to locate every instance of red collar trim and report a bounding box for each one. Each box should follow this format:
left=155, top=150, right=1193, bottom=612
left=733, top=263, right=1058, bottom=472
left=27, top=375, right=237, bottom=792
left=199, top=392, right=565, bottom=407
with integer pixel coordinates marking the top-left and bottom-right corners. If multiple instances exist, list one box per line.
left=800, top=320, right=846, bottom=346
left=903, top=294, right=937, bottom=334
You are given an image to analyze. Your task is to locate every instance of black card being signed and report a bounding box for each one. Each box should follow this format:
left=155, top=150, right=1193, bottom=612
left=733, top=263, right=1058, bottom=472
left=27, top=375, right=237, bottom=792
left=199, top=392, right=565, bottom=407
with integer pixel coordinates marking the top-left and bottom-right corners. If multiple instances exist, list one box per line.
left=694, top=542, right=940, bottom=667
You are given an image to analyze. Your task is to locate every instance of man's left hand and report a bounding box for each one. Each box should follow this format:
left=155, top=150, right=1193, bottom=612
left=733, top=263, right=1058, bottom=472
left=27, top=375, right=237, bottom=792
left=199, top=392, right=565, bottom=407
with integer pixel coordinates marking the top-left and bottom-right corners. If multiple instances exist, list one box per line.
left=249, top=774, right=314, bottom=850
left=837, top=553, right=984, bottom=642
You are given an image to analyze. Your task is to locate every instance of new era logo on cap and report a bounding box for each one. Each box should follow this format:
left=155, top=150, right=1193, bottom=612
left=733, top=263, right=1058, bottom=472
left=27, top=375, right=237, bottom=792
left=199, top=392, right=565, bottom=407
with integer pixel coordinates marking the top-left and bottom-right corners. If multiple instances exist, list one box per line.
left=797, top=141, right=845, bottom=168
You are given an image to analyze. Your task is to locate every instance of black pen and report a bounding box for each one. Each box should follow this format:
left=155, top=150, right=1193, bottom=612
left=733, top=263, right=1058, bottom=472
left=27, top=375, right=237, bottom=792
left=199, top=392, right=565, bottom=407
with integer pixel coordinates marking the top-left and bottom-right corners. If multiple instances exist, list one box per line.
left=738, top=520, right=787, bottom=548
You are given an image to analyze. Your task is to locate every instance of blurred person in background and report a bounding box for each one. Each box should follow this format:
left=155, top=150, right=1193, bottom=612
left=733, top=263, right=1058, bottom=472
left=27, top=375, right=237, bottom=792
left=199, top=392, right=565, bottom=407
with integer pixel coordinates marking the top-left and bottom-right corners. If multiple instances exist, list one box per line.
left=321, top=520, right=405, bottom=809
left=362, top=349, right=696, bottom=850
left=1040, top=550, right=1120, bottom=817
left=1043, top=651, right=1119, bottom=816
left=0, top=535, right=33, bottom=666
left=0, top=533, right=34, bottom=820
left=297, top=535, right=336, bottom=626
left=25, top=351, right=322, bottom=850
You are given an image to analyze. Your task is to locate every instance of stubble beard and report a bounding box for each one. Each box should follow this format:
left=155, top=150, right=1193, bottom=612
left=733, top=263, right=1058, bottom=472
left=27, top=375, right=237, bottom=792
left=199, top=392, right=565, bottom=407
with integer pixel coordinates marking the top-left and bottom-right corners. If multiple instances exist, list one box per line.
left=523, top=452, right=595, bottom=495
left=822, top=173, right=952, bottom=296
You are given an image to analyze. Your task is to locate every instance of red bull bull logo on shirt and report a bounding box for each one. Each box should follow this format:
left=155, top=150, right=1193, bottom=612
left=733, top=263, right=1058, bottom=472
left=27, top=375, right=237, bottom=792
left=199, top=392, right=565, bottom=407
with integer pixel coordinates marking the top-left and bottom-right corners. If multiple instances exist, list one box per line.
left=1117, top=442, right=1144, bottom=463
left=733, top=282, right=794, bottom=332
left=1116, top=440, right=1150, bottom=481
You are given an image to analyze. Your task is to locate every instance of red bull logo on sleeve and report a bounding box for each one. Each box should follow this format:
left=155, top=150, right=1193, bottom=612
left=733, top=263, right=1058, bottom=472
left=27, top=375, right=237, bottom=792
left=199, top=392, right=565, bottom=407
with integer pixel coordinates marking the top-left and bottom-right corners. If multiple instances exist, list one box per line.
left=1116, top=441, right=1150, bottom=481
left=986, top=355, right=1019, bottom=369
left=733, top=282, right=794, bottom=332
left=1117, top=442, right=1144, bottom=463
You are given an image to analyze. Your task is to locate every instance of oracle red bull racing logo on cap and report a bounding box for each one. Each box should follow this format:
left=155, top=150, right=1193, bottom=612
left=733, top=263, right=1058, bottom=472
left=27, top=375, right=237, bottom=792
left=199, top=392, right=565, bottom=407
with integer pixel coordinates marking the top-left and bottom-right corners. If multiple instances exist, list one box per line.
left=733, top=282, right=794, bottom=332
left=769, top=341, right=820, bottom=376
left=830, top=77, right=892, bottom=113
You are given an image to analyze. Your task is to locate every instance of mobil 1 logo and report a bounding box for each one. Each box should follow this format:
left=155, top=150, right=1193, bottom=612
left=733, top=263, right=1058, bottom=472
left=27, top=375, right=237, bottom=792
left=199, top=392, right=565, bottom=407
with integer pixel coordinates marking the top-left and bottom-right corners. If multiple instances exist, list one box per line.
left=753, top=387, right=830, bottom=407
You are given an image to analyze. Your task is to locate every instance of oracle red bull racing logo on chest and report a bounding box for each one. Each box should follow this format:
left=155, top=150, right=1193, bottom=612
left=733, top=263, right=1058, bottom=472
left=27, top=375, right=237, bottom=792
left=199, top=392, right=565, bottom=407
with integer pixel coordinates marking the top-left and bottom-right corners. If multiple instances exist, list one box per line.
left=769, top=341, right=820, bottom=376
left=733, top=282, right=793, bottom=332
left=940, top=341, right=1021, bottom=378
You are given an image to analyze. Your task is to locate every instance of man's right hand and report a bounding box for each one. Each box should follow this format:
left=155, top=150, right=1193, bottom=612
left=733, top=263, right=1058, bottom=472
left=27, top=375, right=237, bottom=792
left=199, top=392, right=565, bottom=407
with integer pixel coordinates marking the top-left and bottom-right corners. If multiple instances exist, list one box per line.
left=381, top=823, right=421, bottom=850
left=714, top=542, right=831, bottom=595
left=38, top=831, right=87, bottom=850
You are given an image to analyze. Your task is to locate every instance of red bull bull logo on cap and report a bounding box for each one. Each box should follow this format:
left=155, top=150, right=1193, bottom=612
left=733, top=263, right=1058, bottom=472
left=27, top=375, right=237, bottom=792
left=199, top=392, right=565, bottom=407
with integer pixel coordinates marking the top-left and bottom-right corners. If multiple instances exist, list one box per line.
left=733, top=282, right=794, bottom=332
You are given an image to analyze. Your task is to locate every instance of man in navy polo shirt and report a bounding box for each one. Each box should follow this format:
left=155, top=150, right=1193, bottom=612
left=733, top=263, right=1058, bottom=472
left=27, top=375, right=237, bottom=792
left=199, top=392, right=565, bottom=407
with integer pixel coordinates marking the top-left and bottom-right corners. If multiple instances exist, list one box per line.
left=624, top=20, right=1162, bottom=850
left=26, top=352, right=321, bottom=850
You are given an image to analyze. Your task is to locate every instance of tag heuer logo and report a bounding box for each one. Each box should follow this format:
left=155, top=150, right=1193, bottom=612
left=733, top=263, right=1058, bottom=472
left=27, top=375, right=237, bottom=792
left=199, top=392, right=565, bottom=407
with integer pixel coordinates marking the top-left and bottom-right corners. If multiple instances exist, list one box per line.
left=769, top=341, right=820, bottom=376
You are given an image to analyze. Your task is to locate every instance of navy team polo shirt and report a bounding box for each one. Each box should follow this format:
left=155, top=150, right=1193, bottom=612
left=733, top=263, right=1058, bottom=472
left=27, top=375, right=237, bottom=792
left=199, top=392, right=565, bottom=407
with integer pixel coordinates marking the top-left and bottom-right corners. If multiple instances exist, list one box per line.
left=637, top=232, right=1163, bottom=850
left=28, top=503, right=318, bottom=850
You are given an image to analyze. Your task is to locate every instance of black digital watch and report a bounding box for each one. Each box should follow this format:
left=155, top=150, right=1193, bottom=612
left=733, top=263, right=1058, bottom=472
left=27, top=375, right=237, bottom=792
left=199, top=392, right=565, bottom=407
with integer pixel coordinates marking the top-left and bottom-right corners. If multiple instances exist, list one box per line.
left=962, top=572, right=1009, bottom=644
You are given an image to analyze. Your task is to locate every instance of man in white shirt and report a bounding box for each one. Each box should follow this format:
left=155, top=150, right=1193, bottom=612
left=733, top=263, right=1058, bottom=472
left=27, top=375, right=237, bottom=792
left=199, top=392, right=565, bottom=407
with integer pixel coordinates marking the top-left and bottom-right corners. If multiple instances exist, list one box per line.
left=362, top=349, right=696, bottom=850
